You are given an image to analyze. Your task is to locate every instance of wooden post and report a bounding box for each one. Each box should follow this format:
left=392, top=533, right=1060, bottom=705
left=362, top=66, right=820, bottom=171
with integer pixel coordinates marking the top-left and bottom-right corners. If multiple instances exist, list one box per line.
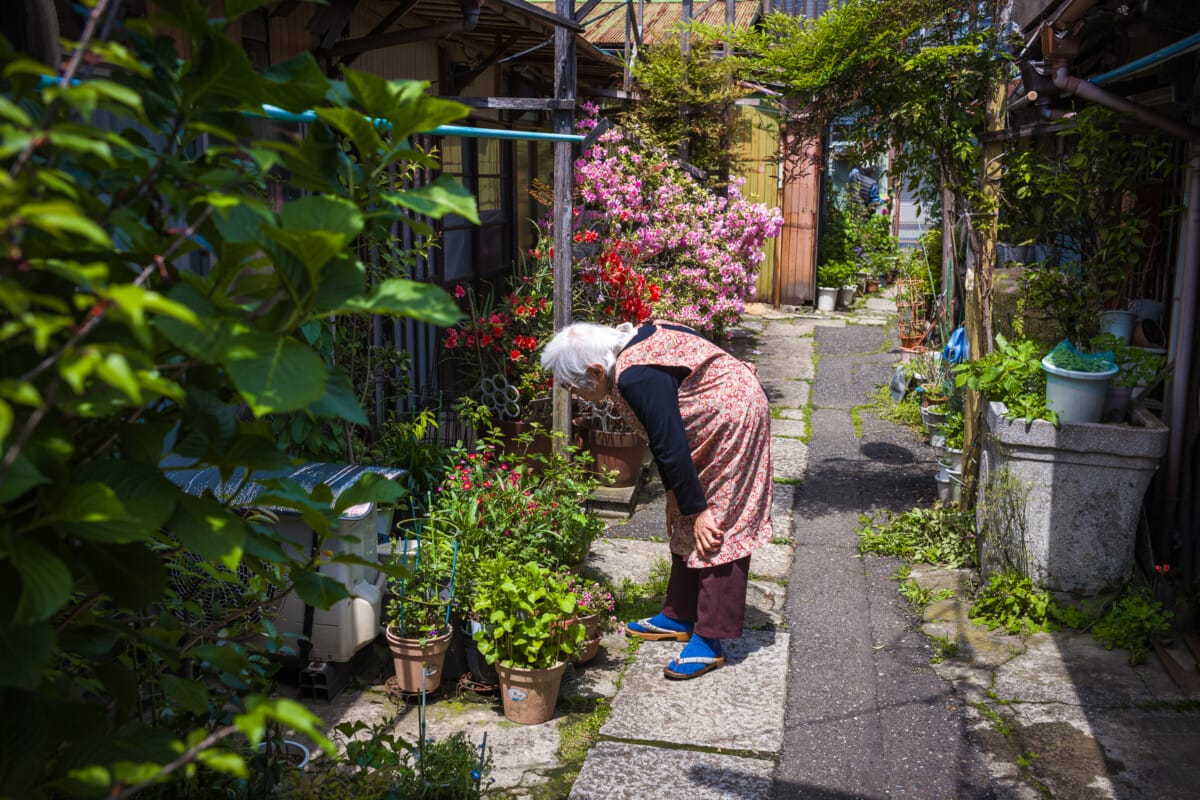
left=552, top=0, right=577, bottom=445
left=681, top=0, right=692, bottom=56
left=961, top=0, right=1010, bottom=508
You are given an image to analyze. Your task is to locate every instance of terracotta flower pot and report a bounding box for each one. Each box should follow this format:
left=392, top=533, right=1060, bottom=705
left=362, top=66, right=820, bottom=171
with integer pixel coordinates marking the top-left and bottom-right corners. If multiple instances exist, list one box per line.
left=585, top=428, right=646, bottom=487
left=571, top=612, right=602, bottom=665
left=495, top=418, right=553, bottom=462
left=386, top=625, right=453, bottom=694
left=496, top=661, right=567, bottom=725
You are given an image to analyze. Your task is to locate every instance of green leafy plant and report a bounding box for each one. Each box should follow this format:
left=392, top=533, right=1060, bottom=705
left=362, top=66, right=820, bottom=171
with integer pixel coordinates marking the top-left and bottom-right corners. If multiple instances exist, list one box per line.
left=1091, top=590, right=1171, bottom=665
left=953, top=334, right=1054, bottom=424
left=969, top=571, right=1056, bottom=635
left=1002, top=106, right=1175, bottom=338
left=939, top=411, right=965, bottom=450
left=0, top=3, right=477, bottom=796
left=857, top=504, right=978, bottom=568
left=817, top=259, right=857, bottom=288
left=279, top=719, right=492, bottom=800
left=471, top=557, right=586, bottom=669
left=424, top=431, right=604, bottom=613
left=385, top=525, right=454, bottom=641
left=1090, top=333, right=1167, bottom=389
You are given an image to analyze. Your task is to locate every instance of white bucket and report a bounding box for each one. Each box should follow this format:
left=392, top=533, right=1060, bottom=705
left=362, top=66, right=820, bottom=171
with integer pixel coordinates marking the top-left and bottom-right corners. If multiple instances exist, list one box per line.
left=1098, top=310, right=1136, bottom=343
left=817, top=286, right=837, bottom=312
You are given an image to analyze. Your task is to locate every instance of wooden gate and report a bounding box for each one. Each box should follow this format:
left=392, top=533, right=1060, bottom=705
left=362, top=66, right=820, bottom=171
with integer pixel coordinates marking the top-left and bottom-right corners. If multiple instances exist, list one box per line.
left=776, top=128, right=821, bottom=306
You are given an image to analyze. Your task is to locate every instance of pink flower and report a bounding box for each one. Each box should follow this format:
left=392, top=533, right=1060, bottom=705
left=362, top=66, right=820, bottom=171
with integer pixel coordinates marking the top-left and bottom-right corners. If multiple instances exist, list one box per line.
left=453, top=284, right=466, bottom=298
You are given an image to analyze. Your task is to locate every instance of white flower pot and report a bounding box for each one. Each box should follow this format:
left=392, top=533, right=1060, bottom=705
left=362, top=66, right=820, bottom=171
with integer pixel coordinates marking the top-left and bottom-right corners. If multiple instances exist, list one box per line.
left=1098, top=310, right=1136, bottom=343
left=816, top=286, right=837, bottom=312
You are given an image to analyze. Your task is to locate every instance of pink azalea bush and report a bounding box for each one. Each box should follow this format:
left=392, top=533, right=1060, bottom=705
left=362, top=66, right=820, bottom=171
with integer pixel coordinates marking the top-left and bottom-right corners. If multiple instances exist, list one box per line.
left=574, top=104, right=784, bottom=338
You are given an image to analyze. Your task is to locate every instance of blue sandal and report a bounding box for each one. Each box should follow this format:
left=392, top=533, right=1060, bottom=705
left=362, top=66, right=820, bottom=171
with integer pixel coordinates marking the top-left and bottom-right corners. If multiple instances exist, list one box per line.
left=625, top=615, right=693, bottom=642
left=664, top=654, right=725, bottom=680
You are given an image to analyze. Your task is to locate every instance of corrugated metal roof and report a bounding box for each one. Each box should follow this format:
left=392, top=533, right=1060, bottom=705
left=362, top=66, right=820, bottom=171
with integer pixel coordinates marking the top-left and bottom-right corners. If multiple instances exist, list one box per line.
left=530, top=1, right=761, bottom=47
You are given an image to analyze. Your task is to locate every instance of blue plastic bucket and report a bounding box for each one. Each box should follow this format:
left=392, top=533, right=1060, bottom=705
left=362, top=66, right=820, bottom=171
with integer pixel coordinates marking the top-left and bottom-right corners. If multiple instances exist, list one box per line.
left=1041, top=358, right=1119, bottom=423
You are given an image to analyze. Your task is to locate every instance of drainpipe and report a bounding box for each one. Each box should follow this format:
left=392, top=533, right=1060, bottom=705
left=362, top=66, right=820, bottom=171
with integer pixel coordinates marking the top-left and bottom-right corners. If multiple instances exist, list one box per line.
left=1049, top=61, right=1200, bottom=142
left=1167, top=153, right=1200, bottom=562
left=1048, top=59, right=1200, bottom=564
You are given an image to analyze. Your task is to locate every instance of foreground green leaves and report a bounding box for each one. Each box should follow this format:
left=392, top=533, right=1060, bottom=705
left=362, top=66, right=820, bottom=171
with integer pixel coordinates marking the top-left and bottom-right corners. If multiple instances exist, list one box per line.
left=0, top=2, right=475, bottom=796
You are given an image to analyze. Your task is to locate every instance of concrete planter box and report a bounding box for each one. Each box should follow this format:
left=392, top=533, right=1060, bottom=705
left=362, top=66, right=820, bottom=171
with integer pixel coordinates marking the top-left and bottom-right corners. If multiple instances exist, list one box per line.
left=977, top=401, right=1169, bottom=595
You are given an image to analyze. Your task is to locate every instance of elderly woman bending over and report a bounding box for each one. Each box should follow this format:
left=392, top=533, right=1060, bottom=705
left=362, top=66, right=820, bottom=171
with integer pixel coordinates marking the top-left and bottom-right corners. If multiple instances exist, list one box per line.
left=541, top=321, right=773, bottom=679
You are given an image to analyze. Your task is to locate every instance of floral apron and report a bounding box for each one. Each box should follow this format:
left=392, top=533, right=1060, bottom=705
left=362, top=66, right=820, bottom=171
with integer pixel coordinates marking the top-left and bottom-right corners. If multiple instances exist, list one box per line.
left=610, top=325, right=773, bottom=568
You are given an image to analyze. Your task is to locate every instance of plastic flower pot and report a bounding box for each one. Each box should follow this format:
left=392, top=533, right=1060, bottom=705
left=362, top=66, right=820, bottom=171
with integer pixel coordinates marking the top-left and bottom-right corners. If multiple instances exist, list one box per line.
left=1098, top=310, right=1136, bottom=344
left=1041, top=357, right=1120, bottom=424
left=837, top=285, right=857, bottom=309
left=816, top=286, right=837, bottom=312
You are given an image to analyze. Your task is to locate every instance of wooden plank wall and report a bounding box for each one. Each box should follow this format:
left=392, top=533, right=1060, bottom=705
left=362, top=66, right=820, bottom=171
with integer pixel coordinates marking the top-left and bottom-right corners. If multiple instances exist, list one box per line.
left=777, top=125, right=821, bottom=306
left=731, top=105, right=781, bottom=305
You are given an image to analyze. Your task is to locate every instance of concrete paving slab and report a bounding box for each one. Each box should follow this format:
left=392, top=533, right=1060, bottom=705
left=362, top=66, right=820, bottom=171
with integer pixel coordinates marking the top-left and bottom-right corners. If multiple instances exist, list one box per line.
left=601, top=630, right=788, bottom=752
left=748, top=541, right=793, bottom=582
left=771, top=436, right=808, bottom=481
left=769, top=418, right=807, bottom=439
left=568, top=741, right=774, bottom=800
left=586, top=536, right=671, bottom=588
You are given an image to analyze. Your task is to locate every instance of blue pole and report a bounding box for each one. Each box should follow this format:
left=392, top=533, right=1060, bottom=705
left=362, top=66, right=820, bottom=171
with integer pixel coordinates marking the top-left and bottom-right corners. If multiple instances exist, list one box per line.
left=1091, top=32, right=1200, bottom=86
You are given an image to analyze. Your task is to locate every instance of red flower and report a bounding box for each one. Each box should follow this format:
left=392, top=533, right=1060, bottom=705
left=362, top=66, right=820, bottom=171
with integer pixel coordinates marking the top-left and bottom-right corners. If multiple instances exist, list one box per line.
left=453, top=284, right=466, bottom=298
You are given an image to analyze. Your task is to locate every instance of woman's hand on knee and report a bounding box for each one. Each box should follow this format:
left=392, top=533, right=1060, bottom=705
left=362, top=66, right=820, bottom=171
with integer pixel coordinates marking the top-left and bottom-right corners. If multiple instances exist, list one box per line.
left=692, top=508, right=723, bottom=559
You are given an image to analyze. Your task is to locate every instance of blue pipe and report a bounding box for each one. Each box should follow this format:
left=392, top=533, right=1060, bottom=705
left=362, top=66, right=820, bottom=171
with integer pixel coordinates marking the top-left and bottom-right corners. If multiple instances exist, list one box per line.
left=36, top=78, right=585, bottom=143
left=259, top=104, right=584, bottom=141
left=1091, top=31, right=1200, bottom=86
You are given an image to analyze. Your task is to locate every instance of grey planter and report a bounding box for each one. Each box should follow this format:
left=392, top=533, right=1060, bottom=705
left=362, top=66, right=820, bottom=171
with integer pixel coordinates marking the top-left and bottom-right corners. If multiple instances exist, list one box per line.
left=977, top=401, right=1169, bottom=595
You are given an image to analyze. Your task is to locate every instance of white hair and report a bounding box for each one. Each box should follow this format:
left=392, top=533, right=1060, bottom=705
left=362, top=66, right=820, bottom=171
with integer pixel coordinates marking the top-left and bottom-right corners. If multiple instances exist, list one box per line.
left=541, top=322, right=637, bottom=390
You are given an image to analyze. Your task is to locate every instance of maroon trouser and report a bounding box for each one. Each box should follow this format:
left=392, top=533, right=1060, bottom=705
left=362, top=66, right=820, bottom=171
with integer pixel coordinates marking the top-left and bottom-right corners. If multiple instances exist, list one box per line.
left=661, top=552, right=751, bottom=640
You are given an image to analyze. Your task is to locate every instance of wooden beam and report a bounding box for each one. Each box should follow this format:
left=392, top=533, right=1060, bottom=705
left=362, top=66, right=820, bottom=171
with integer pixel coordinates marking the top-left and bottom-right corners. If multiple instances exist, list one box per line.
left=307, top=0, right=361, bottom=50
left=451, top=33, right=520, bottom=93
left=551, top=0, right=576, bottom=446
left=575, top=0, right=606, bottom=22
left=581, top=86, right=638, bottom=100
left=340, top=0, right=421, bottom=68
left=442, top=96, right=576, bottom=110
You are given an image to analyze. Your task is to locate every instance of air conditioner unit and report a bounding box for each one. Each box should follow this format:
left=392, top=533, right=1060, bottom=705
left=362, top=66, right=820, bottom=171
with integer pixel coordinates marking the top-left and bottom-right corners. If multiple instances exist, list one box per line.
left=168, top=461, right=405, bottom=664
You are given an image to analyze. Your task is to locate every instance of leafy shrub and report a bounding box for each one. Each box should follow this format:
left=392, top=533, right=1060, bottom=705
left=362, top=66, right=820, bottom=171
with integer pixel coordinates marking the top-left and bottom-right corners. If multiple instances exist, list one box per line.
left=471, top=557, right=586, bottom=669
left=280, top=719, right=492, bottom=800
left=857, top=504, right=978, bottom=568
left=1091, top=591, right=1171, bottom=665
left=953, top=334, right=1054, bottom=423
left=0, top=5, right=475, bottom=796
left=969, top=571, right=1056, bottom=634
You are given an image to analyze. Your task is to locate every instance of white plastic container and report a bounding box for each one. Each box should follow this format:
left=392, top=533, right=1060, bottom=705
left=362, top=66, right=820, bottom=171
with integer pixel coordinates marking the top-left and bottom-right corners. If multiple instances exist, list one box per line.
left=817, top=286, right=837, bottom=312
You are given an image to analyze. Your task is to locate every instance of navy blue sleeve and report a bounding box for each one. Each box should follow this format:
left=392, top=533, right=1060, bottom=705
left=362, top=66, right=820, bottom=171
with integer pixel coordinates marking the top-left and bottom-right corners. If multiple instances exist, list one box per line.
left=616, top=364, right=707, bottom=515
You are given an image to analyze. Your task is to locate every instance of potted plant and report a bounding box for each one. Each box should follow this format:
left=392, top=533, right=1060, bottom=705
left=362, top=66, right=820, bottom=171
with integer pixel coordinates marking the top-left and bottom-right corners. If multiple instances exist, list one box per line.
left=817, top=260, right=852, bottom=311
left=1040, top=340, right=1119, bottom=424
left=384, top=528, right=457, bottom=695
left=1004, top=106, right=1175, bottom=344
left=471, top=557, right=586, bottom=725
left=422, top=440, right=604, bottom=684
left=955, top=334, right=1170, bottom=595
left=564, top=576, right=617, bottom=665
left=1091, top=333, right=1168, bottom=421
left=444, top=234, right=556, bottom=449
